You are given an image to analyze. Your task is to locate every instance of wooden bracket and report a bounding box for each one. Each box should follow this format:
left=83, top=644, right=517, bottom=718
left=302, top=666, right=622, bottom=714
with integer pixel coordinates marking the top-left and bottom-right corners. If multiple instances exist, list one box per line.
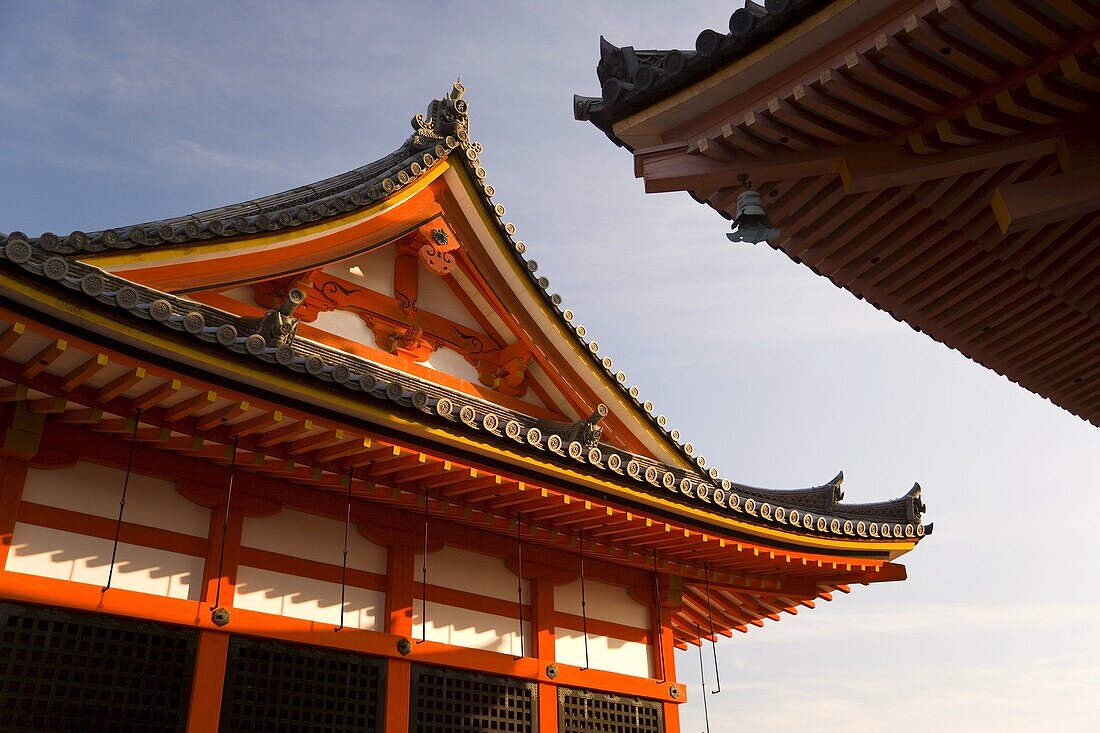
left=0, top=402, right=45, bottom=461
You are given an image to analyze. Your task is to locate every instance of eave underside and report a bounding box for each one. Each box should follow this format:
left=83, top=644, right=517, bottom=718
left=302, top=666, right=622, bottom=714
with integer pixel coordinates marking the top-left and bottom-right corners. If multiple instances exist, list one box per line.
left=626, top=0, right=1100, bottom=426
left=0, top=302, right=907, bottom=647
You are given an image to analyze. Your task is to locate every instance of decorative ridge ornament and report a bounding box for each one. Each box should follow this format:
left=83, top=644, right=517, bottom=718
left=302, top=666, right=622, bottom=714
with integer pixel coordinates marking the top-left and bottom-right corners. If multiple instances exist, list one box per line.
left=410, top=80, right=469, bottom=146
left=537, top=403, right=609, bottom=450
left=239, top=287, right=305, bottom=347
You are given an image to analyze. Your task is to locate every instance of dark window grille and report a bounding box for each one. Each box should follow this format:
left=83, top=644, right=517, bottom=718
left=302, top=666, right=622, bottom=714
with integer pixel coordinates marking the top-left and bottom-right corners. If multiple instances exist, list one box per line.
left=0, top=601, right=197, bottom=733
left=558, top=687, right=664, bottom=733
left=220, top=635, right=384, bottom=732
left=410, top=664, right=536, bottom=733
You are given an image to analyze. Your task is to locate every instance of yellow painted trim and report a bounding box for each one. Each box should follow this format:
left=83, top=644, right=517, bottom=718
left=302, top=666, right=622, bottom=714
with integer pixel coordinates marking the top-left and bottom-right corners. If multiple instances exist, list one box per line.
left=79, top=164, right=448, bottom=268
left=449, top=164, right=700, bottom=473
left=1, top=271, right=916, bottom=557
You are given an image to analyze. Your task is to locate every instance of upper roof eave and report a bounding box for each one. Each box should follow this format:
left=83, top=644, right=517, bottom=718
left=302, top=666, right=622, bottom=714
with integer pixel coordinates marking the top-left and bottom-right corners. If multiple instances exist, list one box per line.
left=574, top=0, right=837, bottom=145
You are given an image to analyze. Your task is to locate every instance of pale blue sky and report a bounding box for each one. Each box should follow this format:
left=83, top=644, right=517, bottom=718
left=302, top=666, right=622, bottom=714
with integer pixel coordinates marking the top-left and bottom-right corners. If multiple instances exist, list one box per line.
left=2, top=2, right=1098, bottom=730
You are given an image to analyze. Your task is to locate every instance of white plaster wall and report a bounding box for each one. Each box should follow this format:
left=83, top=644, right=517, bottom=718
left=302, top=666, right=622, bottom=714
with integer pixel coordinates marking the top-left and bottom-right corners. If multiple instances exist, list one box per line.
left=221, top=286, right=261, bottom=309
left=414, top=546, right=529, bottom=602
left=511, top=363, right=551, bottom=408
left=449, top=270, right=512, bottom=346
left=412, top=602, right=529, bottom=656
left=233, top=565, right=383, bottom=630
left=421, top=346, right=481, bottom=383
left=417, top=261, right=481, bottom=330
left=310, top=309, right=385, bottom=352
left=333, top=247, right=394, bottom=297
left=6, top=522, right=202, bottom=601
left=555, top=578, right=650, bottom=630
left=241, top=509, right=387, bottom=573
left=554, top=627, right=653, bottom=678
left=23, top=462, right=210, bottom=537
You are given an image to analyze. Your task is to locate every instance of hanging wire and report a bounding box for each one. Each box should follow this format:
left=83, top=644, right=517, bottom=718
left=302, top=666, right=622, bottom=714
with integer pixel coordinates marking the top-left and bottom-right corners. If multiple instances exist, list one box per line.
left=418, top=483, right=429, bottom=644
left=102, top=408, right=142, bottom=593
left=335, top=467, right=354, bottom=632
left=210, top=437, right=239, bottom=611
left=514, top=512, right=525, bottom=659
left=695, top=623, right=712, bottom=733
left=578, top=529, right=590, bottom=671
left=704, top=562, right=722, bottom=695
left=653, top=550, right=666, bottom=683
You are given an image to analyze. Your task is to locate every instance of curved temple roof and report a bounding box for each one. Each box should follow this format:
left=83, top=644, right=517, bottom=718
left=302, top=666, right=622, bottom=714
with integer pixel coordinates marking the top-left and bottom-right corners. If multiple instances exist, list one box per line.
left=0, top=83, right=929, bottom=545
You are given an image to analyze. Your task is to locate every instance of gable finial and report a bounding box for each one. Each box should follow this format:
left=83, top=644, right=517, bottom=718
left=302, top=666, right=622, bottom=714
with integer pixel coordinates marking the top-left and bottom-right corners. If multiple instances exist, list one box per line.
left=410, top=82, right=470, bottom=143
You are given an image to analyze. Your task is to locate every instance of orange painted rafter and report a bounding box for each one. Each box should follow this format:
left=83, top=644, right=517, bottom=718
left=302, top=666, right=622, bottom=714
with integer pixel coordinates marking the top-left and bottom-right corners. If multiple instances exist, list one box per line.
left=21, top=339, right=67, bottom=379
left=131, top=378, right=182, bottom=411
left=59, top=354, right=109, bottom=392
left=96, top=367, right=146, bottom=402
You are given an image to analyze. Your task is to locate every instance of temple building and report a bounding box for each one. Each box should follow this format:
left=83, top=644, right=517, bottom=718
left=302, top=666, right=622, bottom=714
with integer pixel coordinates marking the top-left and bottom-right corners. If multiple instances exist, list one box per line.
left=576, top=0, right=1100, bottom=427
left=0, top=84, right=927, bottom=732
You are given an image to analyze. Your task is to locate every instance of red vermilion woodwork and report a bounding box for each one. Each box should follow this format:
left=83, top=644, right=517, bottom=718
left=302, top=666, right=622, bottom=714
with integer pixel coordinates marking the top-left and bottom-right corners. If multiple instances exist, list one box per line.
left=16, top=501, right=207, bottom=557
left=202, top=504, right=243, bottom=609
left=252, top=270, right=326, bottom=322
left=0, top=456, right=28, bottom=569
left=384, top=659, right=412, bottom=733
left=531, top=576, right=559, bottom=731
left=412, top=222, right=462, bottom=276
left=386, top=544, right=415, bottom=637
left=249, top=262, right=538, bottom=395
left=185, top=631, right=229, bottom=733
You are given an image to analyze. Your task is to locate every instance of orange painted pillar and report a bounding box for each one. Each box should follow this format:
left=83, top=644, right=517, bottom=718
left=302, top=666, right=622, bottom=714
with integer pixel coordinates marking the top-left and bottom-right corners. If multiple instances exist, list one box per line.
left=185, top=631, right=229, bottom=733
left=185, top=500, right=242, bottom=730
left=384, top=543, right=414, bottom=733
left=655, top=614, right=681, bottom=733
left=201, top=502, right=244, bottom=610
left=0, top=457, right=27, bottom=570
left=531, top=576, right=558, bottom=733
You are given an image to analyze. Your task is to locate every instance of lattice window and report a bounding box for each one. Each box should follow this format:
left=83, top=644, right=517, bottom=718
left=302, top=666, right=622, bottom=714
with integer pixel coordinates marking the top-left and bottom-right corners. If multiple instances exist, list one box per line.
left=0, top=601, right=197, bottom=732
left=410, top=664, right=536, bottom=733
left=220, top=636, right=385, bottom=732
left=558, top=687, right=664, bottom=733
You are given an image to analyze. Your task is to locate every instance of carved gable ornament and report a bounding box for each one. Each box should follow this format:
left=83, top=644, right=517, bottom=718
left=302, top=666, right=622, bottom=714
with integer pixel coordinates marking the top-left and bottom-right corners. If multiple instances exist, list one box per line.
left=420, top=227, right=459, bottom=276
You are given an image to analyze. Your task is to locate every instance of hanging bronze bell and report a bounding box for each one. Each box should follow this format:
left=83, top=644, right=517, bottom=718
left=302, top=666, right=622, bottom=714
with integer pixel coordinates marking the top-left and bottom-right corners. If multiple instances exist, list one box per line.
left=727, top=190, right=780, bottom=244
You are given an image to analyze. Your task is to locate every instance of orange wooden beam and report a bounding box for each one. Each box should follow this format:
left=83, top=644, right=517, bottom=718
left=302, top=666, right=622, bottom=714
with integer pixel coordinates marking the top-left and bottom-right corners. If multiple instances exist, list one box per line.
left=21, top=339, right=67, bottom=379
left=991, top=165, right=1100, bottom=233
left=60, top=353, right=109, bottom=392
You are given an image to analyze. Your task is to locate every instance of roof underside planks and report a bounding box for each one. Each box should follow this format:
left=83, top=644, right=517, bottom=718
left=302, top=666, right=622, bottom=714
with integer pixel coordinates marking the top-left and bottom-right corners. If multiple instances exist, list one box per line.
left=578, top=0, right=1100, bottom=427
